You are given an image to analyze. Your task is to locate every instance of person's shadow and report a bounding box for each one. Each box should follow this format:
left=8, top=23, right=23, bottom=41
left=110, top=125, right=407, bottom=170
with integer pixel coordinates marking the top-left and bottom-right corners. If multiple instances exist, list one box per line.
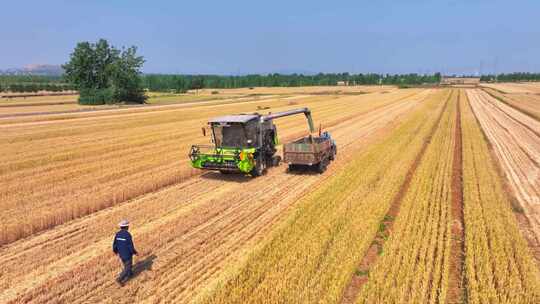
left=131, top=254, right=157, bottom=279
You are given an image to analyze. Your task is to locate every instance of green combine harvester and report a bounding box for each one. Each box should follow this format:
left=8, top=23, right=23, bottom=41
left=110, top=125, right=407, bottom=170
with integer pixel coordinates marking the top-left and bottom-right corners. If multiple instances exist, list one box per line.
left=189, top=108, right=315, bottom=176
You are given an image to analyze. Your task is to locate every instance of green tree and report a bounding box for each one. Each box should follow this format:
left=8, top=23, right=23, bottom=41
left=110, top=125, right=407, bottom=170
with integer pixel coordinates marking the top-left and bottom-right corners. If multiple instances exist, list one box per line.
left=63, top=39, right=146, bottom=104
left=108, top=46, right=147, bottom=103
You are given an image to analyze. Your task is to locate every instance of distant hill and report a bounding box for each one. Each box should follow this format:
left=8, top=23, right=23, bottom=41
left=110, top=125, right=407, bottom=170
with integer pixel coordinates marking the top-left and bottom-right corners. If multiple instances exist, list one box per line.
left=0, top=64, right=64, bottom=76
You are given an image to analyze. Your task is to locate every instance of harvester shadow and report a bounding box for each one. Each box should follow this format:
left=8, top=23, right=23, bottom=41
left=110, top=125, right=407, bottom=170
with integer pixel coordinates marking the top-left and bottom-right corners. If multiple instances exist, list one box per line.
left=200, top=172, right=252, bottom=183
left=131, top=254, right=157, bottom=279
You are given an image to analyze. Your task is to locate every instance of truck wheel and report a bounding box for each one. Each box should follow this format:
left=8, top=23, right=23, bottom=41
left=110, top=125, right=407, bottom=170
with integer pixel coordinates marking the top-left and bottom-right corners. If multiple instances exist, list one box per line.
left=329, top=146, right=337, bottom=161
left=317, top=159, right=328, bottom=173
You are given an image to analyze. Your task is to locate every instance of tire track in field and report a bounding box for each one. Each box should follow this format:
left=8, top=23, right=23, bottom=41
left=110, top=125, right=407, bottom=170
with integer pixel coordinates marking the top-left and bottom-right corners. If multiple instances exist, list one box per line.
left=447, top=90, right=465, bottom=304
left=340, top=89, right=452, bottom=304
left=0, top=91, right=428, bottom=304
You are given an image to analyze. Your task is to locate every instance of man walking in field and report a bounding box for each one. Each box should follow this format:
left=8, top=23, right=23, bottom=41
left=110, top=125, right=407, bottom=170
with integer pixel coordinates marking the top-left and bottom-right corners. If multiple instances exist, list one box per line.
left=113, top=219, right=138, bottom=285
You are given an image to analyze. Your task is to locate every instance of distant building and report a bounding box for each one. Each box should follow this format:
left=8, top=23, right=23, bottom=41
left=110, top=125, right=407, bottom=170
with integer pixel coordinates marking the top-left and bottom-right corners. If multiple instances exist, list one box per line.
left=440, top=77, right=480, bottom=86
left=336, top=81, right=349, bottom=86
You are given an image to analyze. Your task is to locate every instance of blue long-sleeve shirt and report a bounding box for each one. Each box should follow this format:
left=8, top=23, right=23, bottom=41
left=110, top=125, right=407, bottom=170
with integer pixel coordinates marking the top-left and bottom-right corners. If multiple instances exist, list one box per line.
left=113, top=229, right=137, bottom=261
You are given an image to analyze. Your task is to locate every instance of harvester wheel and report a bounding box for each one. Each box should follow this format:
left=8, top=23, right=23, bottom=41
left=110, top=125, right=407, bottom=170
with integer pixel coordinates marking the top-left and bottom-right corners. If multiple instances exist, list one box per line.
left=250, top=159, right=266, bottom=177
left=272, top=155, right=281, bottom=167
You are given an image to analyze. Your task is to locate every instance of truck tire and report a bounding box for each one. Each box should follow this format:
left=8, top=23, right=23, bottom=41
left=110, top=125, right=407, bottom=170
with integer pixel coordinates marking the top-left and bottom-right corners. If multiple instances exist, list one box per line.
left=317, top=158, right=328, bottom=173
left=329, top=146, right=337, bottom=161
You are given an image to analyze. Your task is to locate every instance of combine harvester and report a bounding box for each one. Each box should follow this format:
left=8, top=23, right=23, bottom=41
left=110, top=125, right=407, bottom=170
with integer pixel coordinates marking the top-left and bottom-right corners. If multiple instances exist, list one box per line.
left=189, top=107, right=336, bottom=176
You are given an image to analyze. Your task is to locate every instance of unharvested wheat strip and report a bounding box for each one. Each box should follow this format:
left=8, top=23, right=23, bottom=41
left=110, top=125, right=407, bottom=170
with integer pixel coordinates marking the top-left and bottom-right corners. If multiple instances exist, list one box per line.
left=460, top=90, right=540, bottom=303
left=340, top=90, right=453, bottom=304
left=0, top=90, right=426, bottom=304
left=355, top=91, right=457, bottom=303
left=197, top=90, right=450, bottom=304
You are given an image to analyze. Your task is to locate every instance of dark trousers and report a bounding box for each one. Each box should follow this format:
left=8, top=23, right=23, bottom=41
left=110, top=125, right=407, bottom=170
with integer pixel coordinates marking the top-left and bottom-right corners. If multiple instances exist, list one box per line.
left=117, top=258, right=133, bottom=283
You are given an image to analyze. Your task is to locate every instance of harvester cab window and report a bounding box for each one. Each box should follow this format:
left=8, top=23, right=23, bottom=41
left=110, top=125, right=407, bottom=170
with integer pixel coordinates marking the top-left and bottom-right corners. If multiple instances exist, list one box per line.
left=212, top=123, right=252, bottom=148
left=244, top=121, right=258, bottom=147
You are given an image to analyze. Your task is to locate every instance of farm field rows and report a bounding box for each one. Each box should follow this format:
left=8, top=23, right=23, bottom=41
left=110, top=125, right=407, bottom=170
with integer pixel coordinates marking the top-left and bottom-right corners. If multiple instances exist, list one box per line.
left=467, top=89, right=540, bottom=249
left=480, top=82, right=540, bottom=94
left=0, top=93, right=248, bottom=119
left=0, top=94, right=78, bottom=105
left=2, top=86, right=539, bottom=304
left=482, top=87, right=540, bottom=121
left=198, top=88, right=540, bottom=304
left=460, top=92, right=540, bottom=303
left=0, top=88, right=430, bottom=303
left=0, top=88, right=427, bottom=245
left=191, top=85, right=396, bottom=96
left=199, top=89, right=451, bottom=303
left=355, top=89, right=457, bottom=303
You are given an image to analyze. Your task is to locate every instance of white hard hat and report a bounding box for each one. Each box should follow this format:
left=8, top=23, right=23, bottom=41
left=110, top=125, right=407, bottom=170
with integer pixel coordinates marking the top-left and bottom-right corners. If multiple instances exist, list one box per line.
left=118, top=219, right=130, bottom=227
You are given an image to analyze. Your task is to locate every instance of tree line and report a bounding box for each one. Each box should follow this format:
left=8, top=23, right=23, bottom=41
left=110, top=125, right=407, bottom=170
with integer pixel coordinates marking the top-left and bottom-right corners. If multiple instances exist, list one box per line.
left=480, top=72, right=540, bottom=82
left=0, top=75, right=74, bottom=93
left=142, top=73, right=443, bottom=92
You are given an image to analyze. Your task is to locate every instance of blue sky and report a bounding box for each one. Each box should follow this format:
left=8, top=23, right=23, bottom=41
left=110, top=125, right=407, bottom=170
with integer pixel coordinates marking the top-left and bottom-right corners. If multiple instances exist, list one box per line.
left=1, top=0, right=539, bottom=75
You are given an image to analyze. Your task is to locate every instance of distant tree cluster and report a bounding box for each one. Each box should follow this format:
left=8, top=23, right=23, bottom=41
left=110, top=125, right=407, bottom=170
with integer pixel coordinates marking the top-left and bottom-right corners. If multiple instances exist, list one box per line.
left=63, top=39, right=147, bottom=105
left=480, top=73, right=540, bottom=82
left=0, top=83, right=75, bottom=93
left=0, top=75, right=75, bottom=93
left=141, top=72, right=442, bottom=92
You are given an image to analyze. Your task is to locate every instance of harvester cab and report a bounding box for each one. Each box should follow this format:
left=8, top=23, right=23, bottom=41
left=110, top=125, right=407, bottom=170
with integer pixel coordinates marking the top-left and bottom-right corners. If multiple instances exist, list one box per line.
left=189, top=108, right=315, bottom=176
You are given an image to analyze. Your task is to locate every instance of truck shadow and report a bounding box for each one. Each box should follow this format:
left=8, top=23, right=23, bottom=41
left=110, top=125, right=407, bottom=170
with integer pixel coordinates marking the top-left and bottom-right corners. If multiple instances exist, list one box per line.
left=286, top=166, right=322, bottom=175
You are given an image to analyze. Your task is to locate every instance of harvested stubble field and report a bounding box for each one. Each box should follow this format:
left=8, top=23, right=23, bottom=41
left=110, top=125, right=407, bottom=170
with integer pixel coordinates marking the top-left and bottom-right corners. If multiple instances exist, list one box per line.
left=480, top=82, right=540, bottom=94
left=0, top=92, right=247, bottom=119
left=191, top=85, right=396, bottom=96
left=0, top=88, right=426, bottom=245
left=482, top=87, right=540, bottom=121
left=467, top=88, right=540, bottom=255
left=1, top=87, right=539, bottom=304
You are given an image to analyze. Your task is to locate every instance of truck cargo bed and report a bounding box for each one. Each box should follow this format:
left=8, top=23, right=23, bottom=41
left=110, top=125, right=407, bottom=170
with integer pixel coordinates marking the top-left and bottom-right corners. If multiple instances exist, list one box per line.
left=283, top=136, right=334, bottom=166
